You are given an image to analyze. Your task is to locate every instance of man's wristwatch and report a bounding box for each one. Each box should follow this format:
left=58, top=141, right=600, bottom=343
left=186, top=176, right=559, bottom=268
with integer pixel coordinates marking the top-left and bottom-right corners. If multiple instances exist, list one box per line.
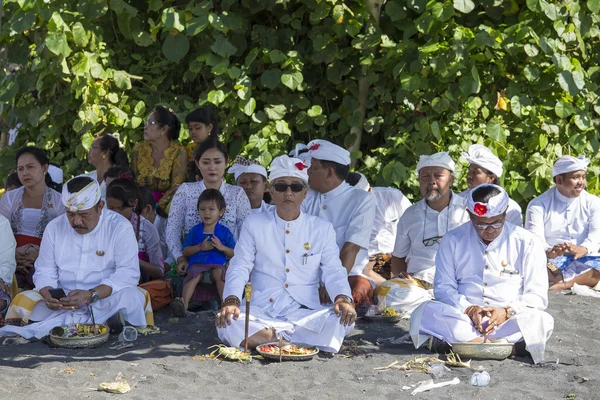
left=505, top=306, right=516, bottom=319
left=88, top=289, right=100, bottom=304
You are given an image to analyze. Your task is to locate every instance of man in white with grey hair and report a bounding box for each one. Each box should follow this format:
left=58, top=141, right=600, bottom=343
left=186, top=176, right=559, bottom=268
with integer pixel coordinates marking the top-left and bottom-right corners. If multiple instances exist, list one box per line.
left=388, top=152, right=470, bottom=315
left=411, top=184, right=553, bottom=364
left=216, top=155, right=356, bottom=353
left=526, top=155, right=600, bottom=290
left=0, top=175, right=151, bottom=338
left=460, top=144, right=522, bottom=226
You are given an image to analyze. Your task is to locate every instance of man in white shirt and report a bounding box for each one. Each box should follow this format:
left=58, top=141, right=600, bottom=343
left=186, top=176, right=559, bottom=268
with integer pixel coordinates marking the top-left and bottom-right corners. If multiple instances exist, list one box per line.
left=0, top=214, right=16, bottom=320
left=347, top=172, right=411, bottom=284
left=526, top=155, right=600, bottom=290
left=300, top=140, right=377, bottom=308
left=459, top=144, right=522, bottom=226
left=389, top=152, right=470, bottom=315
left=0, top=176, right=150, bottom=338
left=410, top=184, right=554, bottom=364
left=228, top=156, right=273, bottom=213
left=216, top=155, right=356, bottom=352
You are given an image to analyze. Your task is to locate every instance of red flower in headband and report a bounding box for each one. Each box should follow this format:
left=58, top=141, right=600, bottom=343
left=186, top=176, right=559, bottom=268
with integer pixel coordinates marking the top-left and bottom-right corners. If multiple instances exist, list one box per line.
left=473, top=203, right=487, bottom=216
left=295, top=162, right=307, bottom=170
left=309, top=143, right=320, bottom=151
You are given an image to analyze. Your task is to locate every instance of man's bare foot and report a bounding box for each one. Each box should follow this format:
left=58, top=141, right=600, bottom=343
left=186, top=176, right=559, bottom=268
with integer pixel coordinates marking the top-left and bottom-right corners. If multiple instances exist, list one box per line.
left=242, top=327, right=277, bottom=349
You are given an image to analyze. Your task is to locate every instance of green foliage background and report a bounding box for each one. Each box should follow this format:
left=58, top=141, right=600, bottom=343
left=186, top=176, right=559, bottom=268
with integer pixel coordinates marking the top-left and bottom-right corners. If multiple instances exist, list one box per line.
left=1, top=0, right=599, bottom=206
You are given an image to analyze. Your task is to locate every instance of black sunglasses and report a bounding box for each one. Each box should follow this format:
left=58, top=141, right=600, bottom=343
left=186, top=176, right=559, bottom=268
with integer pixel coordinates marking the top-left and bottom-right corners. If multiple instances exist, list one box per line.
left=272, top=183, right=306, bottom=193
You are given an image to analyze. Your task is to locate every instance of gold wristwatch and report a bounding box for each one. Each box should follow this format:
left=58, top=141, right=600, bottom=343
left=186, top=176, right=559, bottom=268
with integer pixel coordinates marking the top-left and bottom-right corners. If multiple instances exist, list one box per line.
left=505, top=306, right=516, bottom=319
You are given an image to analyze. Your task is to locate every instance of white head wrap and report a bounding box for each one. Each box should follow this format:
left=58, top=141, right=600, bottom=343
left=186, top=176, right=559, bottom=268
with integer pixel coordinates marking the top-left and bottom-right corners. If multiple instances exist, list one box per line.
left=48, top=164, right=64, bottom=184
left=227, top=156, right=267, bottom=182
left=416, top=151, right=455, bottom=173
left=289, top=143, right=308, bottom=158
left=353, top=172, right=370, bottom=191
left=307, top=139, right=351, bottom=166
left=61, top=176, right=101, bottom=212
left=467, top=184, right=509, bottom=217
left=269, top=155, right=308, bottom=184
left=461, top=144, right=503, bottom=177
left=552, top=155, right=589, bottom=177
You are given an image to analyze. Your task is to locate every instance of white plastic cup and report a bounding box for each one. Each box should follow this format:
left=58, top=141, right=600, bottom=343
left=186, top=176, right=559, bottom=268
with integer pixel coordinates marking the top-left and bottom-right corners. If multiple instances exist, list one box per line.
left=118, top=326, right=138, bottom=342
left=471, top=371, right=491, bottom=387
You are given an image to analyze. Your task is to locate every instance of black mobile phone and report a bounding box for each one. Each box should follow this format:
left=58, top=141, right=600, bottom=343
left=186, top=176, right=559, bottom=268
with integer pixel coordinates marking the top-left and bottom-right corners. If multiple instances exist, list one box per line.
left=49, top=288, right=66, bottom=299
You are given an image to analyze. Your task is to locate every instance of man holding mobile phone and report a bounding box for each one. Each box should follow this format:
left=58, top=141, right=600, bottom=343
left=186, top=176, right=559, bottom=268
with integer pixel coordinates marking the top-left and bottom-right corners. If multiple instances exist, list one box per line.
left=0, top=176, right=152, bottom=339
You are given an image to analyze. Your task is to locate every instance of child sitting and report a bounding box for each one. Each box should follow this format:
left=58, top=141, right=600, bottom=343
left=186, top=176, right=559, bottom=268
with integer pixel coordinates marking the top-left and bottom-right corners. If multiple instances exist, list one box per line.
left=170, top=189, right=235, bottom=316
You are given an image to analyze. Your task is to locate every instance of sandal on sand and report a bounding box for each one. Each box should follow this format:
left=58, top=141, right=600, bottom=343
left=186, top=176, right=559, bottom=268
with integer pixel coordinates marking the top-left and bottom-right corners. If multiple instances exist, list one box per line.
left=170, top=298, right=186, bottom=317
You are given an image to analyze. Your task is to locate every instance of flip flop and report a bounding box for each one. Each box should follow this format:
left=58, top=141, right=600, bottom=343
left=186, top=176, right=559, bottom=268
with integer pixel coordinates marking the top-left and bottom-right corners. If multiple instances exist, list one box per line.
left=170, top=298, right=186, bottom=318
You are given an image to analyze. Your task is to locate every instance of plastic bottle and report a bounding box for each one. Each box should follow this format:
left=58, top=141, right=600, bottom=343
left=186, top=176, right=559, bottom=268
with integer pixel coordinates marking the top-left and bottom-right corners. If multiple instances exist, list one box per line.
left=429, top=362, right=450, bottom=379
left=471, top=371, right=491, bottom=386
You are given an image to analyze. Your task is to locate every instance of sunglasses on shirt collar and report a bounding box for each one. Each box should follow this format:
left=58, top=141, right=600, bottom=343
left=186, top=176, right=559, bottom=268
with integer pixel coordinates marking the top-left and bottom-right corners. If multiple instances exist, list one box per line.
left=272, top=183, right=306, bottom=193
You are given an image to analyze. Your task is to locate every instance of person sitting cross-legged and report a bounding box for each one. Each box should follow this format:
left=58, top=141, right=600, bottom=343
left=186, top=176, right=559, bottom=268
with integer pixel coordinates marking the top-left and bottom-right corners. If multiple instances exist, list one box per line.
left=410, top=184, right=554, bottom=364
left=0, top=176, right=153, bottom=338
left=216, top=155, right=356, bottom=353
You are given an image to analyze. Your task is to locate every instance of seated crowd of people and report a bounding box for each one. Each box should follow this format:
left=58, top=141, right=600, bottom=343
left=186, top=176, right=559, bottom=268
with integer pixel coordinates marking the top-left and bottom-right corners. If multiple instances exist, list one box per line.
left=0, top=106, right=598, bottom=364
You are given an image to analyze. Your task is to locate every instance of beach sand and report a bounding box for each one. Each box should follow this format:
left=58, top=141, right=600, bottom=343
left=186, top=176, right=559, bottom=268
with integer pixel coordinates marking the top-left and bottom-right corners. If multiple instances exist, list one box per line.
left=1, top=291, right=599, bottom=400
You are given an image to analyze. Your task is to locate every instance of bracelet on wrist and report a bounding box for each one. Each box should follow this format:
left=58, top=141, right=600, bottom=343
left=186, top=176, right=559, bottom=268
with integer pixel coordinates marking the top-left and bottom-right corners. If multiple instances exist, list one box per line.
left=222, top=296, right=240, bottom=307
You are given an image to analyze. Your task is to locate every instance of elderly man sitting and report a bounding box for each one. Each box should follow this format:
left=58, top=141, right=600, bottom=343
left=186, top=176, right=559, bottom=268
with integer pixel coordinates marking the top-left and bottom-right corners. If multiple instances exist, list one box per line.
left=526, top=155, right=600, bottom=290
left=0, top=176, right=152, bottom=338
left=216, top=155, right=356, bottom=353
left=410, top=184, right=554, bottom=364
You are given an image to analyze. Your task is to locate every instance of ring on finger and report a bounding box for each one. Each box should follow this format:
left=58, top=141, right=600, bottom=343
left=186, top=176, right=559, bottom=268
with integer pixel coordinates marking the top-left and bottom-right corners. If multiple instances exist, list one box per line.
left=216, top=312, right=222, bottom=317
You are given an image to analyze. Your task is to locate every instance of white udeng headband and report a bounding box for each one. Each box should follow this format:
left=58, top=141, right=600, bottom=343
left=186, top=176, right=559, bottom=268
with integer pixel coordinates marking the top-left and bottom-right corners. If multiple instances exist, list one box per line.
left=269, top=155, right=308, bottom=183
left=61, top=178, right=101, bottom=212
left=227, top=156, right=267, bottom=182
left=467, top=184, right=509, bottom=217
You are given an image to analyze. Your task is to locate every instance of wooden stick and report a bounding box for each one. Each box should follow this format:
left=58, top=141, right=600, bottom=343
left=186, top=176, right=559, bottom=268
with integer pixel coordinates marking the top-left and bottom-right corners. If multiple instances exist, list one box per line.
left=244, top=283, right=252, bottom=354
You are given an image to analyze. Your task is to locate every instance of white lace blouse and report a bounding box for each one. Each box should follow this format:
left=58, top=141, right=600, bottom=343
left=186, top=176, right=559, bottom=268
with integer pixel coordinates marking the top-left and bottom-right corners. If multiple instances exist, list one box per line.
left=166, top=180, right=251, bottom=260
left=0, top=186, right=65, bottom=239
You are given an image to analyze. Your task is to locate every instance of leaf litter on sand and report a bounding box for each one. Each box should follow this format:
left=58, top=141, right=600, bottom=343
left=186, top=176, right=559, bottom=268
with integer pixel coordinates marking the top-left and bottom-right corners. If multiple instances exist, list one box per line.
left=136, top=326, right=161, bottom=335
left=97, top=372, right=134, bottom=394
left=207, top=344, right=252, bottom=362
left=59, top=367, right=77, bottom=374
left=374, top=351, right=471, bottom=372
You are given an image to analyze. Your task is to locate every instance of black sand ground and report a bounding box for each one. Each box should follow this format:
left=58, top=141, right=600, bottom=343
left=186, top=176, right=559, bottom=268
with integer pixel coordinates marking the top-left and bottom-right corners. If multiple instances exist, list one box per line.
left=1, top=291, right=599, bottom=400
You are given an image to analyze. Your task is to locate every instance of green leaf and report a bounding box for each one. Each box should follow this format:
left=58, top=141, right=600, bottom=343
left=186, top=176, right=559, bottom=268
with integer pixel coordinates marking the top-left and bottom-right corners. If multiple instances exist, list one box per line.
left=408, top=0, right=427, bottom=13
left=133, top=31, right=153, bottom=47
left=0, top=81, right=20, bottom=103
left=523, top=66, right=540, bottom=81
left=574, top=113, right=592, bottom=130
left=486, top=118, right=506, bottom=142
left=162, top=34, right=190, bottom=62
left=540, top=0, right=558, bottom=21
left=77, top=0, right=108, bottom=19
left=558, top=71, right=585, bottom=96
left=72, top=23, right=89, bottom=47
left=187, top=15, right=209, bottom=36
left=207, top=90, right=225, bottom=105
left=281, top=72, right=303, bottom=90
left=275, top=120, right=291, bottom=135
left=109, top=0, right=137, bottom=16
left=264, top=104, right=287, bottom=120
left=107, top=93, right=119, bottom=103
left=161, top=8, right=185, bottom=32
left=260, top=69, right=282, bottom=89
left=453, top=0, right=475, bottom=14
left=401, top=74, right=420, bottom=91
left=555, top=100, right=575, bottom=118
left=385, top=2, right=407, bottom=21
left=307, top=105, right=322, bottom=117
left=382, top=161, right=407, bottom=185
left=82, top=132, right=94, bottom=150
left=113, top=70, right=132, bottom=90
left=134, top=101, right=146, bottom=116
left=431, top=121, right=442, bottom=141
left=211, top=34, right=237, bottom=58
left=588, top=0, right=600, bottom=13
left=459, top=66, right=481, bottom=95
left=149, top=0, right=162, bottom=12
left=11, top=11, right=36, bottom=33
left=524, top=44, right=539, bottom=57
left=45, top=32, right=71, bottom=57
left=239, top=98, right=256, bottom=116
left=131, top=116, right=143, bottom=129
left=268, top=50, right=287, bottom=64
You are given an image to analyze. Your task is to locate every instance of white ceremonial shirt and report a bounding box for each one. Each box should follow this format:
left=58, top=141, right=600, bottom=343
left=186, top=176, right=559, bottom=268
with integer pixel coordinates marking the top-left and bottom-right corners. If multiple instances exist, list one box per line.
left=459, top=189, right=523, bottom=227
left=434, top=222, right=548, bottom=314
left=392, top=192, right=469, bottom=283
left=0, top=215, right=16, bottom=285
left=33, top=210, right=140, bottom=293
left=369, top=187, right=412, bottom=256
left=224, top=209, right=351, bottom=313
left=525, top=187, right=600, bottom=253
left=301, top=182, right=376, bottom=276
left=167, top=180, right=251, bottom=260
left=251, top=201, right=274, bottom=214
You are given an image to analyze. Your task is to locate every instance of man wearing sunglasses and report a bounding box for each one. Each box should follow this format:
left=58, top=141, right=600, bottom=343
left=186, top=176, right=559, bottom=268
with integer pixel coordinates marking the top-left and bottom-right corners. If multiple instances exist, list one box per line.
left=301, top=140, right=377, bottom=310
left=216, top=155, right=356, bottom=353
left=410, top=184, right=553, bottom=364
left=389, top=152, right=469, bottom=316
left=526, top=155, right=600, bottom=291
